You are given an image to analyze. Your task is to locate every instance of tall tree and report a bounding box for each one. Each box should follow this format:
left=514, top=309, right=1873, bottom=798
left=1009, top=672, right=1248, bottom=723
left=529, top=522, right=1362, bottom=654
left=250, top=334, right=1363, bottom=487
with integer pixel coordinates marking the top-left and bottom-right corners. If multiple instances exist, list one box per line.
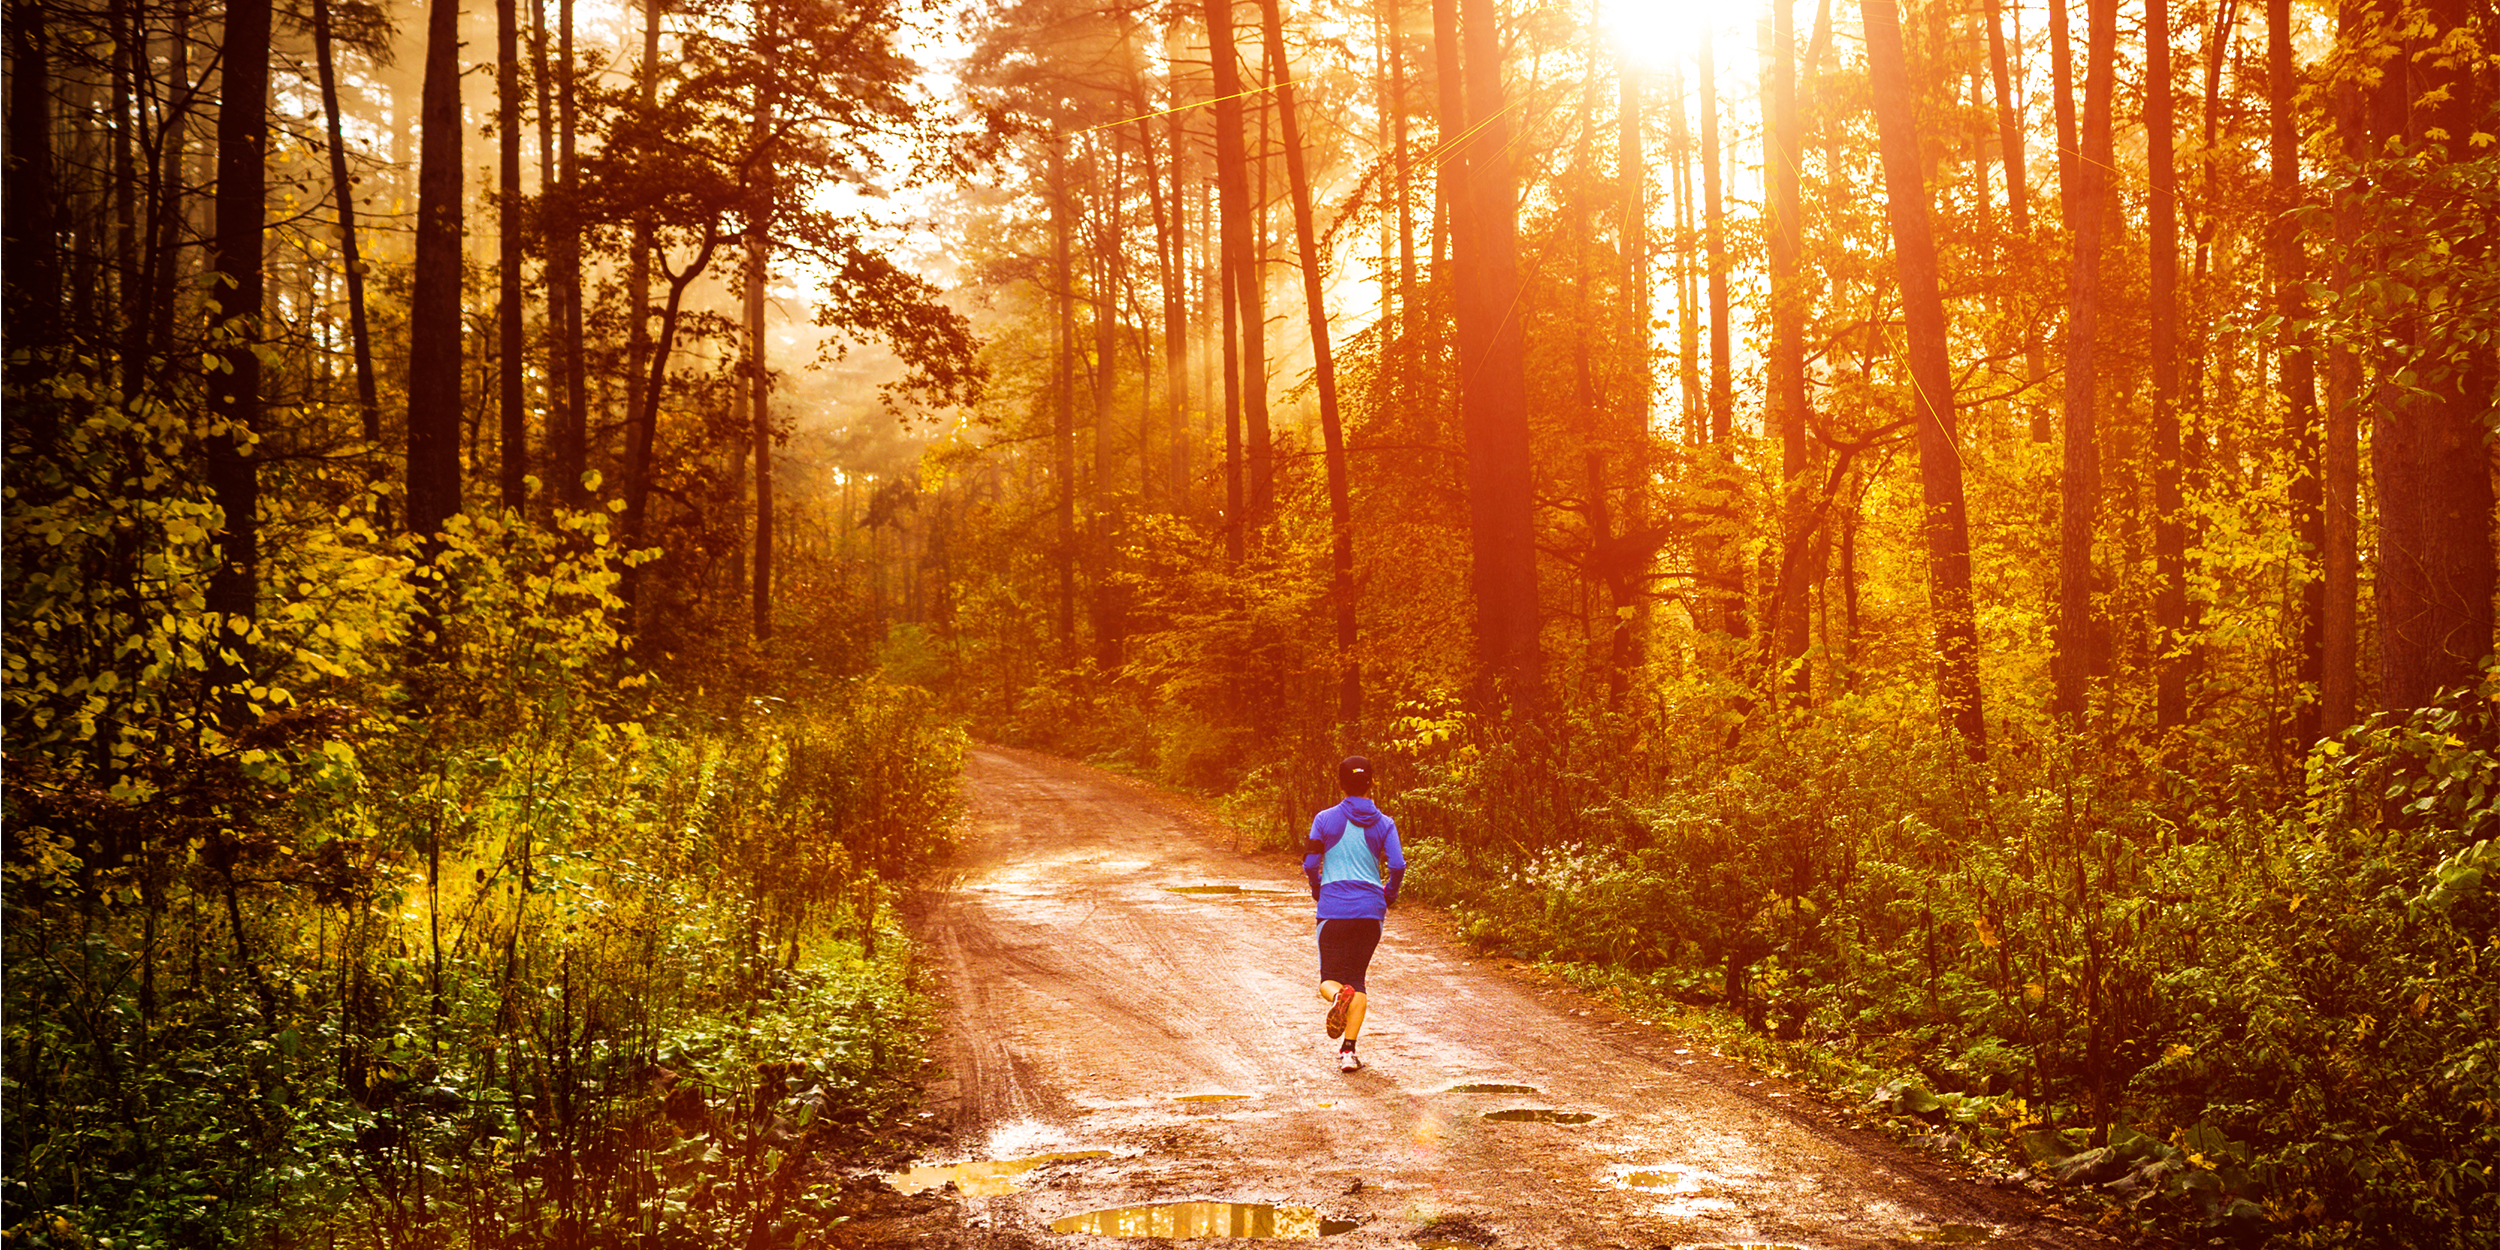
left=2271, top=0, right=2326, bottom=744
left=1257, top=0, right=1359, bottom=725
left=2151, top=0, right=2190, bottom=730
left=498, top=0, right=527, bottom=508
left=310, top=0, right=379, bottom=443
left=406, top=0, right=466, bottom=541
left=1860, top=0, right=1988, bottom=753
left=1767, top=0, right=1813, bottom=700
left=207, top=0, right=277, bottom=669
left=2052, top=0, right=2115, bottom=726
left=1204, top=0, right=1270, bottom=522
left=1445, top=0, right=1543, bottom=702
left=2367, top=0, right=2496, bottom=711
left=548, top=0, right=590, bottom=508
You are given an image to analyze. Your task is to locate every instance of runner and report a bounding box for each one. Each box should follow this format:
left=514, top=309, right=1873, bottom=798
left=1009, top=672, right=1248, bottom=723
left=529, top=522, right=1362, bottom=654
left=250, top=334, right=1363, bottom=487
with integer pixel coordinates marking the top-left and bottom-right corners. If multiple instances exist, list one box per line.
left=1303, top=754, right=1405, bottom=1072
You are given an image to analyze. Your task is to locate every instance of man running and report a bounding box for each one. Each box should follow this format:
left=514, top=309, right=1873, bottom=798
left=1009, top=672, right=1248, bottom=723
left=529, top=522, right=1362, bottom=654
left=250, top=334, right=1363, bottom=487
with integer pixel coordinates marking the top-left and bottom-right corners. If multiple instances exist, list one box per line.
left=1303, top=754, right=1405, bottom=1072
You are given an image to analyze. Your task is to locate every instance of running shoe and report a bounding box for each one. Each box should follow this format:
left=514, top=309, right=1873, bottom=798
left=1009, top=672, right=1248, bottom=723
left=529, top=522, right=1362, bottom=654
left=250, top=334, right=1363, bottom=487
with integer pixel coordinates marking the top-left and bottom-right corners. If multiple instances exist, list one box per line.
left=1325, top=986, right=1355, bottom=1038
left=1338, top=1049, right=1363, bottom=1073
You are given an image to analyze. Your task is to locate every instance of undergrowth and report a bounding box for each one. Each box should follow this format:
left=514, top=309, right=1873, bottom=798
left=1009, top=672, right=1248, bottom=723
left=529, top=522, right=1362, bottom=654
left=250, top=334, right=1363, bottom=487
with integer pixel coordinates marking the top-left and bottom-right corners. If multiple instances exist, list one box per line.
left=1389, top=670, right=2498, bottom=1247
left=4, top=504, right=965, bottom=1249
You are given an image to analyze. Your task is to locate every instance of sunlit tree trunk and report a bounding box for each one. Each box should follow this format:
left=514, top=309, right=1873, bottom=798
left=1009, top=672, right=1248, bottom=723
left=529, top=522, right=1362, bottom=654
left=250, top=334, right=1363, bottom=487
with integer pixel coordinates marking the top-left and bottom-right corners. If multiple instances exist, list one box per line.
left=2151, top=0, right=2190, bottom=731
left=1205, top=0, right=1269, bottom=524
left=1701, top=31, right=1730, bottom=445
left=1768, top=0, right=1812, bottom=702
left=749, top=71, right=776, bottom=644
left=2318, top=0, right=2364, bottom=732
left=549, top=0, right=590, bottom=508
left=497, top=0, right=527, bottom=508
left=407, top=0, right=464, bottom=540
left=312, top=0, right=378, bottom=443
left=1258, top=0, right=1360, bottom=725
left=2052, top=0, right=2114, bottom=727
left=1861, top=0, right=1987, bottom=755
left=2271, top=0, right=2325, bottom=744
left=1051, top=136, right=1079, bottom=648
left=623, top=0, right=661, bottom=523
left=1445, top=0, right=1543, bottom=704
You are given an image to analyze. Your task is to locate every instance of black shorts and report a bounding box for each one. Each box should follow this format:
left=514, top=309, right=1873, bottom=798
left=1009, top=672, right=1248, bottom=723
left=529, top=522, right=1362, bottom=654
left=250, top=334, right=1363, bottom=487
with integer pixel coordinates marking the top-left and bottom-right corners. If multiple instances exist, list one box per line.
left=1315, top=918, right=1383, bottom=992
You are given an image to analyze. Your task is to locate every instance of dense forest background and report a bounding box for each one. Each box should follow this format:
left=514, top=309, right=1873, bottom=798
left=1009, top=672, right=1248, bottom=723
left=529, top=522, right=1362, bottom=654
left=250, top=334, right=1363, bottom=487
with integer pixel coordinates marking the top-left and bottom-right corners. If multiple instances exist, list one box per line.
left=4, top=0, right=2495, bottom=1240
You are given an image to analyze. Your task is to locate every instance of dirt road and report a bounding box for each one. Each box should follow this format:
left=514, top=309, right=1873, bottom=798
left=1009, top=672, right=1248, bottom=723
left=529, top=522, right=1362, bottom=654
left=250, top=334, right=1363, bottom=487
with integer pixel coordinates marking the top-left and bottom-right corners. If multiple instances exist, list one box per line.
left=892, top=747, right=2112, bottom=1249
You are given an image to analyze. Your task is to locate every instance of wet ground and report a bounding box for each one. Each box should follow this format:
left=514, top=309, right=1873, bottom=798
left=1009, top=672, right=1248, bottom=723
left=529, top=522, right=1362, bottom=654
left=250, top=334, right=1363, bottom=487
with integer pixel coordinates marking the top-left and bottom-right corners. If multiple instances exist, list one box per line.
left=852, top=747, right=2126, bottom=1250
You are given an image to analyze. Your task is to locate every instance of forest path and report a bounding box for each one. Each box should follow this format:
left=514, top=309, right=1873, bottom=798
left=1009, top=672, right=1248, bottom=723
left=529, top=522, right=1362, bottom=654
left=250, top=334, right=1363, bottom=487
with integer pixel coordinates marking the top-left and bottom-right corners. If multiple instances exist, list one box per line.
left=899, top=746, right=2108, bottom=1250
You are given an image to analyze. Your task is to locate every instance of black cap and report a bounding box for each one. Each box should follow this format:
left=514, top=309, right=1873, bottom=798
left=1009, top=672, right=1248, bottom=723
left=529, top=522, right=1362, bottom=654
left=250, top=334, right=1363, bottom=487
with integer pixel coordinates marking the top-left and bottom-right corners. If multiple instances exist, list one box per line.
left=1337, top=755, right=1374, bottom=794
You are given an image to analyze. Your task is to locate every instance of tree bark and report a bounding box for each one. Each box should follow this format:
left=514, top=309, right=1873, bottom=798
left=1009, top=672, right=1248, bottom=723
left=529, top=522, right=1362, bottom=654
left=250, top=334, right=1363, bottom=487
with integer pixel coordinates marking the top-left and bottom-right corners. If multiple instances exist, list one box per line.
left=1446, top=0, right=1543, bottom=704
left=2271, top=0, right=2325, bottom=745
left=1984, top=0, right=2031, bottom=232
left=1702, top=31, right=1731, bottom=445
left=311, top=0, right=379, bottom=443
left=498, top=0, right=527, bottom=508
left=1861, top=0, right=1988, bottom=754
left=2318, top=0, right=2365, bottom=732
left=1051, top=135, right=1079, bottom=649
left=2151, top=0, right=2189, bottom=730
left=2052, top=0, right=2114, bottom=727
left=1205, top=0, right=1270, bottom=525
left=207, top=0, right=275, bottom=678
left=1768, top=0, right=1813, bottom=702
left=2371, top=0, right=2497, bottom=712
left=1258, top=0, right=1360, bottom=725
left=405, top=0, right=465, bottom=540
left=4, top=0, right=61, bottom=354
left=549, top=0, right=590, bottom=509
left=749, top=84, right=776, bottom=644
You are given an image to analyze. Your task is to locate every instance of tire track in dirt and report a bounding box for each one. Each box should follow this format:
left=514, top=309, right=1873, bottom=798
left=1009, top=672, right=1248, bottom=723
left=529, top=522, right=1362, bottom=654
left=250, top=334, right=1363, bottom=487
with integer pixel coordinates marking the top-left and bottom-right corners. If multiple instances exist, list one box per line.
left=900, top=746, right=2122, bottom=1250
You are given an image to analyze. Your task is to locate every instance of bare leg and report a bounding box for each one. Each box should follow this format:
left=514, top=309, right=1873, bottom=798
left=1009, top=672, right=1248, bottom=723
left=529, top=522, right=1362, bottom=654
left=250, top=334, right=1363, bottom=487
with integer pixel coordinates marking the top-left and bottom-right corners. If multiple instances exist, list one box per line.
left=1343, top=992, right=1368, bottom=1040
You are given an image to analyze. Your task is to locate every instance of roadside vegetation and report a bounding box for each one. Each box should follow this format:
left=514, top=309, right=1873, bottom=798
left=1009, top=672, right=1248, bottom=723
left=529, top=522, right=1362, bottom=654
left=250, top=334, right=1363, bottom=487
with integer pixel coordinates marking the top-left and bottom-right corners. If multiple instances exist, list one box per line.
left=3, top=494, right=963, bottom=1249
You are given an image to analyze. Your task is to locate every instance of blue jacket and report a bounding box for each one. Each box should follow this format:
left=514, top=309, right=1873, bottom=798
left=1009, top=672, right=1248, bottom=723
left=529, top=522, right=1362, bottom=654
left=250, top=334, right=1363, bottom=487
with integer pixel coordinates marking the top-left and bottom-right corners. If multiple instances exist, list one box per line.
left=1303, top=797, right=1406, bottom=920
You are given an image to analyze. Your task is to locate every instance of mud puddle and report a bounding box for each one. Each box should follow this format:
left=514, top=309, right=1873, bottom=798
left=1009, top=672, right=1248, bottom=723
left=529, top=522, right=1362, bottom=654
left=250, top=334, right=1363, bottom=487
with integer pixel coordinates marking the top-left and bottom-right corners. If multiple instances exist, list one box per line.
left=1909, top=1225, right=1996, bottom=1243
left=1049, top=1201, right=1356, bottom=1238
left=1480, top=1108, right=1598, bottom=1124
left=886, top=1150, right=1112, bottom=1197
left=1444, top=1083, right=1539, bottom=1095
left=1163, top=885, right=1278, bottom=896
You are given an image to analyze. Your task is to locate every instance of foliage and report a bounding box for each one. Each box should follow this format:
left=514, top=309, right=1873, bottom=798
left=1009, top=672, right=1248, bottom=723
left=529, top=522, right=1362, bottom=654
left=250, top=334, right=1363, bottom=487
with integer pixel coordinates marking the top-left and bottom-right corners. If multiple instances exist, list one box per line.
left=1389, top=669, right=2500, bottom=1245
left=4, top=424, right=966, bottom=1246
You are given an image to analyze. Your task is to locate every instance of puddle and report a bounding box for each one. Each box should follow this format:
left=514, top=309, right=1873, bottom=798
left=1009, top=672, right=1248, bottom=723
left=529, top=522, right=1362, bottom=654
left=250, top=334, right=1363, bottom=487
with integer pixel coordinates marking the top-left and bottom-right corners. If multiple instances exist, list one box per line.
left=1050, top=1202, right=1356, bottom=1238
left=1481, top=1109, right=1598, bottom=1124
left=1911, top=1226, right=1995, bottom=1244
left=886, top=1150, right=1111, bottom=1197
left=1445, top=1083, right=1539, bottom=1095
left=1164, top=885, right=1273, bottom=895
left=1171, top=1093, right=1253, bottom=1110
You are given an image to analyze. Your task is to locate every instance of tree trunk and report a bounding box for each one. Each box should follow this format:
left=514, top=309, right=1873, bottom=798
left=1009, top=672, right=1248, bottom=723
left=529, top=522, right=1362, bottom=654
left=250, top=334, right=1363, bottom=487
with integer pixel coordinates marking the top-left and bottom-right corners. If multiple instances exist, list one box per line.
left=1861, top=0, right=1988, bottom=754
left=497, top=0, right=527, bottom=509
left=4, top=0, right=61, bottom=354
left=207, top=0, right=275, bottom=682
left=749, top=85, right=775, bottom=644
left=2318, top=0, right=2364, bottom=732
left=1258, top=0, right=1360, bottom=726
left=1768, top=0, right=1812, bottom=702
left=1702, top=31, right=1731, bottom=445
left=311, top=0, right=379, bottom=443
left=1205, top=0, right=1269, bottom=526
left=549, top=0, right=589, bottom=509
left=2052, top=0, right=2114, bottom=727
left=1445, top=0, right=1543, bottom=704
left=405, top=0, right=465, bottom=540
left=1984, top=0, right=2031, bottom=232
left=2151, top=0, right=2189, bottom=730
left=623, top=0, right=661, bottom=527
left=2271, top=0, right=2325, bottom=745
left=1051, top=135, right=1079, bottom=648
left=2371, top=0, right=2496, bottom=712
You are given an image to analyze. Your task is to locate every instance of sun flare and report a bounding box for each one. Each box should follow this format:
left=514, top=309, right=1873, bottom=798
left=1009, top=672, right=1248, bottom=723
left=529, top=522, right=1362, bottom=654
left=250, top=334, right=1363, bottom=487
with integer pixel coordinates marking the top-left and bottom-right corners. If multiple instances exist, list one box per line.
left=1602, top=0, right=1716, bottom=71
